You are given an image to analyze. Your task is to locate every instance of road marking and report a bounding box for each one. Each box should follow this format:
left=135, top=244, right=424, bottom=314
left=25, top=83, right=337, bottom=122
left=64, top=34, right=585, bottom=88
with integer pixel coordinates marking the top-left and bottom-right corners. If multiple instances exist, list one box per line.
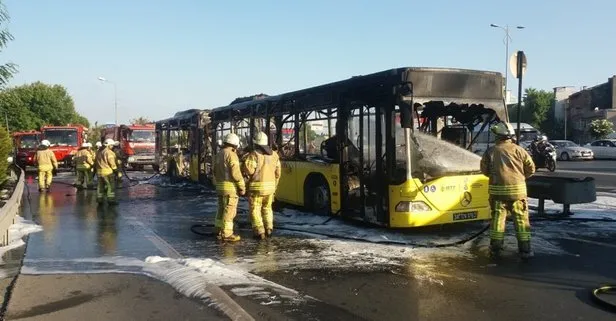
left=125, top=217, right=255, bottom=321
left=553, top=169, right=616, bottom=177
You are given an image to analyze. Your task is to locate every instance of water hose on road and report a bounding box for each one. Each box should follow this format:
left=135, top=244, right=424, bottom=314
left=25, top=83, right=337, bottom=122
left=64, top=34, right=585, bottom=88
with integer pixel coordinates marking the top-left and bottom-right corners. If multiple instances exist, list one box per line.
left=591, top=285, right=616, bottom=312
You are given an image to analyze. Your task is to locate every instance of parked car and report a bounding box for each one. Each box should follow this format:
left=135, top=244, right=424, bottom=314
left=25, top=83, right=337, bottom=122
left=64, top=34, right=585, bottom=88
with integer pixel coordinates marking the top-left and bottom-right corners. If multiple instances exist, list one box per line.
left=586, top=139, right=616, bottom=159
left=549, top=140, right=594, bottom=161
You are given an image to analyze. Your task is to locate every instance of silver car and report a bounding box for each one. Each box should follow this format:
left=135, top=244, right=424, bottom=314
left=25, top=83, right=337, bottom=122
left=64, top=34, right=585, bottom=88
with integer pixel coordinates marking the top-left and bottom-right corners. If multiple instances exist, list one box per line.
left=549, top=140, right=594, bottom=161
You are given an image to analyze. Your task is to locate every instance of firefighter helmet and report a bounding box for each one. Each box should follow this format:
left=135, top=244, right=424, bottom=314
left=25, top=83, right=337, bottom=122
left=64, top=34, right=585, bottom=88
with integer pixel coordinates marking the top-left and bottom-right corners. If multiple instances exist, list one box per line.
left=81, top=143, right=89, bottom=148
left=41, top=140, right=51, bottom=147
left=104, top=138, right=115, bottom=146
left=223, top=133, right=240, bottom=147
left=490, top=122, right=515, bottom=137
left=253, top=132, right=268, bottom=146
left=95, top=141, right=102, bottom=148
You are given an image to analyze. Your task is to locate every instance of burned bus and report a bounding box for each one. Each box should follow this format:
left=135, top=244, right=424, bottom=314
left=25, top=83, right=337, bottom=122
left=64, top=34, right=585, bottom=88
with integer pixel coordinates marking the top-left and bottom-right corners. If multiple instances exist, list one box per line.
left=205, top=67, right=507, bottom=228
left=154, top=109, right=212, bottom=183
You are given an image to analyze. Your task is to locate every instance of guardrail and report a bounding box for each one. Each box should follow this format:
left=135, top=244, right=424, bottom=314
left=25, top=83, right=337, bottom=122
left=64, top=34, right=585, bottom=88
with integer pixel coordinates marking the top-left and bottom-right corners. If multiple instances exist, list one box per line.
left=526, top=176, right=596, bottom=215
left=0, top=167, right=25, bottom=246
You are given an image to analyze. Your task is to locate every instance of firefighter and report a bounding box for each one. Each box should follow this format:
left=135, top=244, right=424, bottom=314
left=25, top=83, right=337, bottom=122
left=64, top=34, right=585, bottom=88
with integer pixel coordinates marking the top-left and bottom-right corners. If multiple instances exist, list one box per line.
left=92, top=141, right=103, bottom=183
left=33, top=140, right=58, bottom=192
left=242, top=132, right=281, bottom=240
left=95, top=139, right=119, bottom=204
left=112, top=141, right=123, bottom=185
left=480, top=121, right=536, bottom=260
left=213, top=133, right=245, bottom=242
left=74, top=142, right=94, bottom=189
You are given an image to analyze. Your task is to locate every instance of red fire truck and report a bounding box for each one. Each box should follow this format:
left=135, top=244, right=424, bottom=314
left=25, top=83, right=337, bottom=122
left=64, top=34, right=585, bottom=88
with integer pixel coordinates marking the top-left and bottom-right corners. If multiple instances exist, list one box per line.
left=40, top=124, right=88, bottom=168
left=100, top=123, right=156, bottom=170
left=12, top=131, right=41, bottom=168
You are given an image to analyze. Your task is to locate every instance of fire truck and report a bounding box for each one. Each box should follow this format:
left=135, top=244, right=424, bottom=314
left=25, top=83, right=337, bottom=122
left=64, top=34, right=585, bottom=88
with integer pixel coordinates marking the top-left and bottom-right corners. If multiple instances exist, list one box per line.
left=40, top=124, right=88, bottom=168
left=12, top=131, right=41, bottom=168
left=100, top=123, right=156, bottom=170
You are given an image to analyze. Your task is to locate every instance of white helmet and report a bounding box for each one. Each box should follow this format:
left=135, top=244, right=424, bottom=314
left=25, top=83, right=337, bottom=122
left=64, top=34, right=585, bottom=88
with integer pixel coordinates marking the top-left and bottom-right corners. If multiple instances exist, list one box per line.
left=41, top=140, right=51, bottom=147
left=81, top=142, right=89, bottom=148
left=104, top=138, right=115, bottom=146
left=253, top=132, right=268, bottom=146
left=113, top=140, right=120, bottom=146
left=223, top=133, right=240, bottom=147
left=490, top=122, right=515, bottom=137
left=95, top=141, right=102, bottom=148
left=86, top=142, right=93, bottom=148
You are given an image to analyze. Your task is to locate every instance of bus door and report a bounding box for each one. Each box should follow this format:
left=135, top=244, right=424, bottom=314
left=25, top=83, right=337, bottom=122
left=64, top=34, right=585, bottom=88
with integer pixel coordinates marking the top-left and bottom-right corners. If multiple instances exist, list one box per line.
left=341, top=105, right=388, bottom=225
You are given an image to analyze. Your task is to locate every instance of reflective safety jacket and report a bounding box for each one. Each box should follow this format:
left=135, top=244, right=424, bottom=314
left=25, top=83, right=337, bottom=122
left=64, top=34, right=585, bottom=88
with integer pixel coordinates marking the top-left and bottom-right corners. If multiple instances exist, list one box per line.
left=480, top=138, right=536, bottom=201
left=213, top=146, right=245, bottom=196
left=74, top=148, right=94, bottom=170
left=95, top=147, right=118, bottom=176
left=242, top=146, right=281, bottom=195
left=34, top=148, right=58, bottom=171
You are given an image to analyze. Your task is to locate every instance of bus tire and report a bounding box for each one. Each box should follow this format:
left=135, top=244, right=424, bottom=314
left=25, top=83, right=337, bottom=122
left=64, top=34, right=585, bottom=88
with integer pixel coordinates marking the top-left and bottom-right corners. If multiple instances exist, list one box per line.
left=304, top=174, right=330, bottom=215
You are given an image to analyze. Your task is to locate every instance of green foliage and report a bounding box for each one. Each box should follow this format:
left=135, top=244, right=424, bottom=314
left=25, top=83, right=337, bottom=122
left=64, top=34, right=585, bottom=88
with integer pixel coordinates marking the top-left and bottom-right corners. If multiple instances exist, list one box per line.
left=87, top=122, right=103, bottom=144
left=0, top=126, right=12, bottom=184
left=299, top=123, right=318, bottom=144
left=130, top=117, right=152, bottom=125
left=0, top=82, right=90, bottom=132
left=506, top=88, right=555, bottom=130
left=0, top=2, right=17, bottom=89
left=589, top=119, right=614, bottom=140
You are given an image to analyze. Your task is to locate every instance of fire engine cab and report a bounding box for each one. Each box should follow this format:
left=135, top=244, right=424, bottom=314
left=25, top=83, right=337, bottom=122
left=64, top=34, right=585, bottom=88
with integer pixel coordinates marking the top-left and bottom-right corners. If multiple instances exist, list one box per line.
left=12, top=131, right=41, bottom=168
left=40, top=124, right=88, bottom=168
left=100, top=123, right=156, bottom=170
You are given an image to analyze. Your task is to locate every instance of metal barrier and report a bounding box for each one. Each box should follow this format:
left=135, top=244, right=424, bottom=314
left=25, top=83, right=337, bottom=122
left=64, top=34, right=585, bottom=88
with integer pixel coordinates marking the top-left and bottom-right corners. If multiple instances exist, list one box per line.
left=526, top=176, right=596, bottom=215
left=0, top=167, right=24, bottom=246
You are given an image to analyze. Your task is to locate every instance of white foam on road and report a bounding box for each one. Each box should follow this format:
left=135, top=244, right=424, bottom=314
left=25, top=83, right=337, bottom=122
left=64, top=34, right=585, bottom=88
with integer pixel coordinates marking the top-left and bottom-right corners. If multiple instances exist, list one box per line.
left=0, top=216, right=43, bottom=263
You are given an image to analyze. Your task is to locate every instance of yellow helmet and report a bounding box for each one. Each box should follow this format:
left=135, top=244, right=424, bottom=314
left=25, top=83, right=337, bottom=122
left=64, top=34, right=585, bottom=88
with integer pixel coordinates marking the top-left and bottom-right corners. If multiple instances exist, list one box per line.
left=253, top=132, right=268, bottom=146
left=490, top=122, right=515, bottom=137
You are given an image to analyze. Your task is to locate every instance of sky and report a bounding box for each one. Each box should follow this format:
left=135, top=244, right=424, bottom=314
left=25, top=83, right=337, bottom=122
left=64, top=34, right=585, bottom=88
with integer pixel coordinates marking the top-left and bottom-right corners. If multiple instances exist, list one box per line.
left=2, top=0, right=615, bottom=126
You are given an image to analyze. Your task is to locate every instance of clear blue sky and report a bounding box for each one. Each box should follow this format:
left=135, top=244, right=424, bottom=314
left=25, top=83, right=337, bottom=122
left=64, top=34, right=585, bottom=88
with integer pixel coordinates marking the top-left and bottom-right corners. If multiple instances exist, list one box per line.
left=3, top=0, right=615, bottom=125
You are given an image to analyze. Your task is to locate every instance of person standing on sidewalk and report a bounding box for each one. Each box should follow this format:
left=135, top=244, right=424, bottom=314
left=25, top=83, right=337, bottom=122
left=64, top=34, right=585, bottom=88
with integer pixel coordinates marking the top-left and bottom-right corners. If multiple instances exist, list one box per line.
left=213, top=133, right=245, bottom=242
left=95, top=139, right=119, bottom=205
left=242, top=132, right=281, bottom=240
left=480, top=121, right=536, bottom=260
left=33, top=140, right=58, bottom=192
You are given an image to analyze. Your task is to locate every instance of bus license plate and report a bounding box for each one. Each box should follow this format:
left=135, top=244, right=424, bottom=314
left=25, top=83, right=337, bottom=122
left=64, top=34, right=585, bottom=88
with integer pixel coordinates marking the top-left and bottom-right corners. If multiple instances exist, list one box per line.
left=453, top=211, right=478, bottom=221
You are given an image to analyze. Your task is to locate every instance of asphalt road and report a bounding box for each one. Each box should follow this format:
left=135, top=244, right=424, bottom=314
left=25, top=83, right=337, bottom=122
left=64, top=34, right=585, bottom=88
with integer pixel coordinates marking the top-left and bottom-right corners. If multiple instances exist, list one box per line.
left=536, top=159, right=616, bottom=192
left=5, top=170, right=616, bottom=321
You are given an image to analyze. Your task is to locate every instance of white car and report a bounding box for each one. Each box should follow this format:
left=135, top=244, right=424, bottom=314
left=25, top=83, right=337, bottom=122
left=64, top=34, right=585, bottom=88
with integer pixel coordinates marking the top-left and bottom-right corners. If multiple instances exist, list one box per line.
left=549, top=140, right=594, bottom=161
left=586, top=139, right=616, bottom=159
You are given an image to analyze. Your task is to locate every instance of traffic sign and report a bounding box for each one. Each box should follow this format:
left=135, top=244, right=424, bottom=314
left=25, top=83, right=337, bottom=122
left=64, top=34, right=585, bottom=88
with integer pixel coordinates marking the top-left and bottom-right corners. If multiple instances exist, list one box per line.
left=510, top=51, right=527, bottom=79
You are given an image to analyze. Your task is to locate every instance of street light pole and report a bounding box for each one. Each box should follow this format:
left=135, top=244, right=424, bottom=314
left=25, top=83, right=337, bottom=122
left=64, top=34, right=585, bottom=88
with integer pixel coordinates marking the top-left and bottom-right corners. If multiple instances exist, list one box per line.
left=490, top=24, right=525, bottom=101
left=97, top=76, right=118, bottom=125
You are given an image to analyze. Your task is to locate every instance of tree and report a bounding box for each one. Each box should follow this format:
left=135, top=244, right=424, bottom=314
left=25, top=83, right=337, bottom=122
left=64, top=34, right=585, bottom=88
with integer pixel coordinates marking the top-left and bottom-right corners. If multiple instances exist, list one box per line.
left=0, top=82, right=90, bottom=131
left=506, top=88, right=554, bottom=131
left=0, top=1, right=17, bottom=89
left=589, top=119, right=614, bottom=140
left=0, top=126, right=11, bottom=184
left=130, top=117, right=152, bottom=125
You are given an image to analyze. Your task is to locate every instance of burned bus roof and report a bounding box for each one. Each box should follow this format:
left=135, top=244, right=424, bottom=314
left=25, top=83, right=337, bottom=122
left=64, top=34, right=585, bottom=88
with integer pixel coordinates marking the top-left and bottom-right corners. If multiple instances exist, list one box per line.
left=209, top=67, right=505, bottom=121
left=156, top=108, right=207, bottom=124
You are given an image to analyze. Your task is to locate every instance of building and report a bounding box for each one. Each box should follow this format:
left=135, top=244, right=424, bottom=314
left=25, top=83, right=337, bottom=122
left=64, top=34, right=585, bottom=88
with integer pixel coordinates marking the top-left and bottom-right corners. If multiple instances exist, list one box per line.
left=553, top=86, right=577, bottom=123
left=567, top=76, right=616, bottom=143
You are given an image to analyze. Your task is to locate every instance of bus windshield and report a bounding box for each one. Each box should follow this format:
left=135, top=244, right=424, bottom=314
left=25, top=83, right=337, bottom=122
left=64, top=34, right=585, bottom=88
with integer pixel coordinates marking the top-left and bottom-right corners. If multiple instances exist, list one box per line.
left=130, top=130, right=155, bottom=143
left=43, top=129, right=78, bottom=146
left=19, top=135, right=39, bottom=148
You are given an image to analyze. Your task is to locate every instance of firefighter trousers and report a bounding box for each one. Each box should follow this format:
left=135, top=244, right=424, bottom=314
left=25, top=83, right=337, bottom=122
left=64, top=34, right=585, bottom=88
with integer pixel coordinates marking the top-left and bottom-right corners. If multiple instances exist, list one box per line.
left=248, top=193, right=274, bottom=236
left=37, top=169, right=53, bottom=190
left=76, top=168, right=93, bottom=188
left=215, top=195, right=239, bottom=237
left=489, top=199, right=531, bottom=247
left=97, top=174, right=116, bottom=203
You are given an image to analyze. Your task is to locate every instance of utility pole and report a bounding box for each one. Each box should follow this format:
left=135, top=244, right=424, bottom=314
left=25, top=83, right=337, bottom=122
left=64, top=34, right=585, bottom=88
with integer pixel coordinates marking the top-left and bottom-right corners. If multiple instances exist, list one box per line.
left=490, top=24, right=525, bottom=101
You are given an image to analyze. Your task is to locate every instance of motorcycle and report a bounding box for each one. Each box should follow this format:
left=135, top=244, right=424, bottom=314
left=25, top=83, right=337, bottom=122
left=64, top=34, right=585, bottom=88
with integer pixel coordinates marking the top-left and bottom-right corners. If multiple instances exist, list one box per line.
left=532, top=146, right=557, bottom=172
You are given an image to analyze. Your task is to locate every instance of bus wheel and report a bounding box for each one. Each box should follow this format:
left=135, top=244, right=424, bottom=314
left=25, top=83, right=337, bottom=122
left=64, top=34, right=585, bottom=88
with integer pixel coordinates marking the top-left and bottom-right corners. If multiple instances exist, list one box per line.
left=305, top=177, right=330, bottom=215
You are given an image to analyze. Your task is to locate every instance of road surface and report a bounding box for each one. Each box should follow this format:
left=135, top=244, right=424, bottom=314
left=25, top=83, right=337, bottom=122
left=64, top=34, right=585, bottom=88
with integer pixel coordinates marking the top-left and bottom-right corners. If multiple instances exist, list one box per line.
left=536, top=159, right=616, bottom=192
left=2, top=169, right=615, bottom=320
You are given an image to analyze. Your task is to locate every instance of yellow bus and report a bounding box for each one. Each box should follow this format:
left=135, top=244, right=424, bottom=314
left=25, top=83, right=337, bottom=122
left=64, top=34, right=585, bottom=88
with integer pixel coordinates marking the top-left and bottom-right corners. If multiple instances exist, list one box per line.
left=208, top=67, right=507, bottom=227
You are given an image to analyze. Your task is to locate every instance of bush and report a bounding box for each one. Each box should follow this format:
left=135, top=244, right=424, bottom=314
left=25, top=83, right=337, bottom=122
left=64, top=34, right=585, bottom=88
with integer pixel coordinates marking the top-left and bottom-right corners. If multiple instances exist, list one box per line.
left=0, top=126, right=12, bottom=184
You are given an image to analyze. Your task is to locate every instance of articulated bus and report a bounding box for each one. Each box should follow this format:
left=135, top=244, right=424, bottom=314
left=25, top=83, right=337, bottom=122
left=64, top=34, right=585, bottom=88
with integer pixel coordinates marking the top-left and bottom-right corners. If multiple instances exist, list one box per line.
left=201, top=67, right=507, bottom=227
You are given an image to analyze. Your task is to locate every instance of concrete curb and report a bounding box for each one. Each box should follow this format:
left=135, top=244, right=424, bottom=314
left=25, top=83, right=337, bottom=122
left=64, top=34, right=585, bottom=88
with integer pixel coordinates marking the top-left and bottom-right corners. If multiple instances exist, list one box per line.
left=0, top=167, right=24, bottom=246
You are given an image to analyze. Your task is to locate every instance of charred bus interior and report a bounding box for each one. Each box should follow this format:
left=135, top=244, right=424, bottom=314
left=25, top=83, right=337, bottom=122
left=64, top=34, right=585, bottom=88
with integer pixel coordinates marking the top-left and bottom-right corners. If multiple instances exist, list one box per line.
left=155, top=109, right=211, bottom=183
